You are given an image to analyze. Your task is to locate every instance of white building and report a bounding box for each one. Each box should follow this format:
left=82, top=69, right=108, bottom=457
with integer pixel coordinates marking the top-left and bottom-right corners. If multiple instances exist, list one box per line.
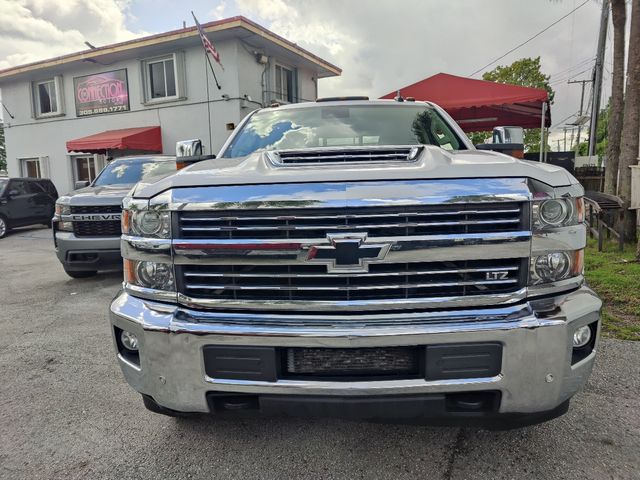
left=0, top=16, right=340, bottom=194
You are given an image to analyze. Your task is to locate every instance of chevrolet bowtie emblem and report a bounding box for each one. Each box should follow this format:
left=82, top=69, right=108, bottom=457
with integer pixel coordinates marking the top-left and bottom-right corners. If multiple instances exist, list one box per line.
left=306, top=233, right=391, bottom=273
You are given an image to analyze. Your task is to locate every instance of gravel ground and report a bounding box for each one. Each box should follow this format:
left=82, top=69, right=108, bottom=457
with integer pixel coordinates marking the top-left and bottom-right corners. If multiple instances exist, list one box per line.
left=1, top=227, right=639, bottom=480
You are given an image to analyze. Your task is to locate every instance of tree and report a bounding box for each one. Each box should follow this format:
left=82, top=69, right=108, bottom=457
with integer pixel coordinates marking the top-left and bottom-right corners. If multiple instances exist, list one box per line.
left=477, top=57, right=555, bottom=152
left=604, top=0, right=627, bottom=195
left=0, top=122, right=6, bottom=172
left=617, top=0, right=640, bottom=245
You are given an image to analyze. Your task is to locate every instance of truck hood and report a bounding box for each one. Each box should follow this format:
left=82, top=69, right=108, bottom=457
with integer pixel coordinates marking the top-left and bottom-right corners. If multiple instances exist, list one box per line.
left=132, top=146, right=577, bottom=199
left=59, top=184, right=134, bottom=206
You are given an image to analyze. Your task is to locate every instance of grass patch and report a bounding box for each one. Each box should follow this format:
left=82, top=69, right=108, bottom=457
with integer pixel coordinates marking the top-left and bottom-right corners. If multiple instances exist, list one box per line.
left=584, top=238, right=640, bottom=340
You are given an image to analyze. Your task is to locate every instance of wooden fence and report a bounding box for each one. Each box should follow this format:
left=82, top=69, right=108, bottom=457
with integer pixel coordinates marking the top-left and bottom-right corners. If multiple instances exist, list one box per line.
left=575, top=166, right=605, bottom=192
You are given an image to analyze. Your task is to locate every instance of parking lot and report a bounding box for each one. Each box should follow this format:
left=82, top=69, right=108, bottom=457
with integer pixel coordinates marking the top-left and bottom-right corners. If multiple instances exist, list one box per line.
left=0, top=227, right=638, bottom=480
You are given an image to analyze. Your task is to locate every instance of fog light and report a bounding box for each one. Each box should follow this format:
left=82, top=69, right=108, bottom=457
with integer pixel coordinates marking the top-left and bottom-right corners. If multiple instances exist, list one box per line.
left=120, top=331, right=139, bottom=351
left=573, top=325, right=592, bottom=348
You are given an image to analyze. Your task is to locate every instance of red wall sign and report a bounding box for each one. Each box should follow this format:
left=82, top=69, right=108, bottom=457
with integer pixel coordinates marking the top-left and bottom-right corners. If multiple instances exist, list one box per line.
left=73, top=69, right=130, bottom=117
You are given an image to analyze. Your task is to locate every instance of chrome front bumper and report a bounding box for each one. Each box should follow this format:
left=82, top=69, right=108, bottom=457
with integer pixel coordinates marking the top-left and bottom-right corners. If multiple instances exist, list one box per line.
left=110, top=286, right=601, bottom=416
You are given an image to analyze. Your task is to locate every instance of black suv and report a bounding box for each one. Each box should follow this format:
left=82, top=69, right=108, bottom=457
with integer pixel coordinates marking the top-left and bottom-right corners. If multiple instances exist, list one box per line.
left=0, top=177, right=58, bottom=238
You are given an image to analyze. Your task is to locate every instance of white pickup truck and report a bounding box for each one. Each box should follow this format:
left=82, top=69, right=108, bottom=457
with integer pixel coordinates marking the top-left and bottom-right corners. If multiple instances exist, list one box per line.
left=110, top=98, right=601, bottom=428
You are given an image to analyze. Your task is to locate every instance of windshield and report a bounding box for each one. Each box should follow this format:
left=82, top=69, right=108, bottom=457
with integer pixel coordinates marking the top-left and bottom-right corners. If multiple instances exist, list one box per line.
left=93, top=158, right=177, bottom=186
left=222, top=104, right=466, bottom=158
left=0, top=179, right=7, bottom=195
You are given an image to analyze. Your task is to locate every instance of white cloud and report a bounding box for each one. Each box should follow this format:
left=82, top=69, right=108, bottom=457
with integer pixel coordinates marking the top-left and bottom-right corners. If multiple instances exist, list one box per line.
left=231, top=0, right=604, bottom=133
left=0, top=0, right=609, bottom=138
left=235, top=0, right=289, bottom=20
left=234, top=0, right=354, bottom=57
left=210, top=0, right=227, bottom=20
left=0, top=0, right=145, bottom=69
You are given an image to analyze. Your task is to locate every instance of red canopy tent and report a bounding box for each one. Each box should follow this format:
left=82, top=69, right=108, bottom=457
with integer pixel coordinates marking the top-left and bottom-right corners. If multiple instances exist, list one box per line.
left=380, top=73, right=551, bottom=132
left=66, top=126, right=162, bottom=154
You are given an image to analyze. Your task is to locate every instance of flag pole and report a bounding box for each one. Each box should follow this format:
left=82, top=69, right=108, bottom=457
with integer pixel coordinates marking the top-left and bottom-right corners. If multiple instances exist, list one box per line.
left=205, top=53, right=222, bottom=90
left=204, top=51, right=213, bottom=154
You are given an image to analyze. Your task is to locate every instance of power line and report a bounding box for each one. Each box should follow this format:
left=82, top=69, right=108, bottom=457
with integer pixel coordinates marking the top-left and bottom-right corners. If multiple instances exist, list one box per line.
left=549, top=56, right=595, bottom=78
left=550, top=65, right=596, bottom=85
left=550, top=111, right=581, bottom=129
left=469, top=0, right=591, bottom=76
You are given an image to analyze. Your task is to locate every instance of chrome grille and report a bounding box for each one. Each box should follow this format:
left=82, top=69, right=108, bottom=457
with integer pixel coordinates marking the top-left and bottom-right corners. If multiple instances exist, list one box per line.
left=177, top=203, right=524, bottom=240
left=271, top=147, right=420, bottom=165
left=177, top=258, right=525, bottom=302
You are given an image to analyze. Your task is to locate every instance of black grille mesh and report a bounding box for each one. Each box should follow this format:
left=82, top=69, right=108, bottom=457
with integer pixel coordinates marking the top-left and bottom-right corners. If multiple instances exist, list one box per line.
left=70, top=205, right=122, bottom=237
left=284, top=347, right=420, bottom=377
left=73, top=221, right=121, bottom=237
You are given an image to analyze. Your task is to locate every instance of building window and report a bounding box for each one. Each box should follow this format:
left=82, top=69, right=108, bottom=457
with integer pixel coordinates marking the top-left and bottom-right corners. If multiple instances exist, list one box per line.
left=33, top=77, right=63, bottom=117
left=275, top=65, right=294, bottom=103
left=73, top=155, right=100, bottom=183
left=21, top=158, right=42, bottom=178
left=142, top=54, right=185, bottom=102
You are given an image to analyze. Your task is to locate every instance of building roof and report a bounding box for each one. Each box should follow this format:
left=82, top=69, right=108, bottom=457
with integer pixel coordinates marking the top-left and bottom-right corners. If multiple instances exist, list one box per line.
left=381, top=73, right=551, bottom=132
left=0, top=16, right=341, bottom=81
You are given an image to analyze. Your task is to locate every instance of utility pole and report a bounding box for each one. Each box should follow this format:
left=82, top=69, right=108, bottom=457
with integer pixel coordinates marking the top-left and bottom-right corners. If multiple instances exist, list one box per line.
left=557, top=139, right=561, bottom=151
left=589, top=0, right=609, bottom=157
left=569, top=127, right=575, bottom=150
left=568, top=79, right=591, bottom=152
left=563, top=127, right=567, bottom=151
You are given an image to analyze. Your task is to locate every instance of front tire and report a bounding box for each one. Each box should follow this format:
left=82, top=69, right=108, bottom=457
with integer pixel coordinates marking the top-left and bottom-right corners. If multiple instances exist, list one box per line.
left=0, top=215, right=9, bottom=239
left=63, top=266, right=98, bottom=278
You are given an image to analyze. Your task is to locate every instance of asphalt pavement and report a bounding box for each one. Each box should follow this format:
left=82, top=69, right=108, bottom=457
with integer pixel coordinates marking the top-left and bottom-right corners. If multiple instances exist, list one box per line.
left=1, top=227, right=639, bottom=480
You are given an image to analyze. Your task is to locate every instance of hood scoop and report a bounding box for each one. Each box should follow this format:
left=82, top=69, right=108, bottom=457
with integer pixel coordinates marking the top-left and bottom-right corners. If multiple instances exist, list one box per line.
left=266, top=146, right=423, bottom=166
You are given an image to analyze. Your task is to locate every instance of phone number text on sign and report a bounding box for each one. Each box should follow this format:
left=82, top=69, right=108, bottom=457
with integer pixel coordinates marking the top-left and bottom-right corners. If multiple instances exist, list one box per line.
left=78, top=105, right=129, bottom=116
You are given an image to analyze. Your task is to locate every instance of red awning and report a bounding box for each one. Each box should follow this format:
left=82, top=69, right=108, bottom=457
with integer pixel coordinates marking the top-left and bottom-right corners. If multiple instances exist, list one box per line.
left=66, top=126, right=162, bottom=154
left=380, top=73, right=551, bottom=132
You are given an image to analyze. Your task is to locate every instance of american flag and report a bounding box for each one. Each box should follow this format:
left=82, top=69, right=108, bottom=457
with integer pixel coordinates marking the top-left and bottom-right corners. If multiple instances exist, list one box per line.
left=192, top=13, right=224, bottom=70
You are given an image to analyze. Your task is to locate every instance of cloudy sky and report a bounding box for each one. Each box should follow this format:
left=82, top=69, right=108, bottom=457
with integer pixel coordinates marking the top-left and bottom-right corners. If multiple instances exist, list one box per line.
left=0, top=0, right=617, bottom=148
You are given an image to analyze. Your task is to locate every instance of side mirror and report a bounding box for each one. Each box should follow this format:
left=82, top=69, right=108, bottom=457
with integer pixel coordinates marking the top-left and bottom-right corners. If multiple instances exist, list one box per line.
left=7, top=189, right=19, bottom=198
left=475, top=126, right=524, bottom=159
left=176, top=139, right=203, bottom=157
left=175, top=139, right=216, bottom=169
left=74, top=180, right=90, bottom=190
left=493, top=126, right=524, bottom=144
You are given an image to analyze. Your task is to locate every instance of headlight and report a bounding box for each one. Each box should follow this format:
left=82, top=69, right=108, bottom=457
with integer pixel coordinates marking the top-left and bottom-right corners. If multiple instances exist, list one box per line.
left=54, top=203, right=73, bottom=231
left=132, top=210, right=170, bottom=237
left=530, top=250, right=583, bottom=285
left=540, top=199, right=571, bottom=225
left=122, top=203, right=170, bottom=238
left=533, top=197, right=584, bottom=229
left=124, top=259, right=175, bottom=291
left=54, top=203, right=70, bottom=216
